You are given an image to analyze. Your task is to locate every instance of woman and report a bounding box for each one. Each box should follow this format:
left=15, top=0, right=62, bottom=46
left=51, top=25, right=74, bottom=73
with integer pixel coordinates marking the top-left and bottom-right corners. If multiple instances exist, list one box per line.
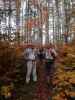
left=25, top=47, right=37, bottom=84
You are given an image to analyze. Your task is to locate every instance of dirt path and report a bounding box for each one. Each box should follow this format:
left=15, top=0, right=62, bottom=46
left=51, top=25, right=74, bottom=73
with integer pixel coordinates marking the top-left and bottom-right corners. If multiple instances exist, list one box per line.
left=34, top=61, right=52, bottom=100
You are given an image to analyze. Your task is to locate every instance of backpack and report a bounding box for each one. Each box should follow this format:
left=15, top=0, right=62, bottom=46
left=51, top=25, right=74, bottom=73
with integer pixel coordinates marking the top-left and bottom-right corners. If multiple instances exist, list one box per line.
left=50, top=49, right=56, bottom=61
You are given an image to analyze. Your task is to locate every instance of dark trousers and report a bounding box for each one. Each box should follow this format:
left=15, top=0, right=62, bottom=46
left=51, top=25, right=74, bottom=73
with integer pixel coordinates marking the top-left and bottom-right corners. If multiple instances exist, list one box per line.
left=45, top=59, right=54, bottom=78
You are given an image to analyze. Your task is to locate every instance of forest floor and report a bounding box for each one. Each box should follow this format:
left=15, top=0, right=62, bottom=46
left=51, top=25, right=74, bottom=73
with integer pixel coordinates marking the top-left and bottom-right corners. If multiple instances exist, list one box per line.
left=0, top=59, right=75, bottom=100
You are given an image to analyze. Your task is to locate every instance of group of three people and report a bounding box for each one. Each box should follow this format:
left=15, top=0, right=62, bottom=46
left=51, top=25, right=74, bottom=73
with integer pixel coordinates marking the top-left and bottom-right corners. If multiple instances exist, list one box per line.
left=24, top=45, right=57, bottom=84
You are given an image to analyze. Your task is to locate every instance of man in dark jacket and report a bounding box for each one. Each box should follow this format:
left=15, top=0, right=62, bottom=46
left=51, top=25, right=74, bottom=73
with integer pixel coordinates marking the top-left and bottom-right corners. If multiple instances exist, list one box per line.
left=45, top=46, right=57, bottom=83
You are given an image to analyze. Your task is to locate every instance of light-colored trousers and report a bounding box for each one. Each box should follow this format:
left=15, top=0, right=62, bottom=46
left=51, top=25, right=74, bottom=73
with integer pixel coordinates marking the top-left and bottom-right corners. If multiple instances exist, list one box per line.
left=26, top=60, right=37, bottom=83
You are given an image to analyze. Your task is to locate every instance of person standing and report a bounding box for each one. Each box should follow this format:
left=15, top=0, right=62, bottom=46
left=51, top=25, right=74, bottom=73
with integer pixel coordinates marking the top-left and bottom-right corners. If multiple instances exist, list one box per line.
left=25, top=47, right=37, bottom=84
left=45, top=46, right=57, bottom=83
